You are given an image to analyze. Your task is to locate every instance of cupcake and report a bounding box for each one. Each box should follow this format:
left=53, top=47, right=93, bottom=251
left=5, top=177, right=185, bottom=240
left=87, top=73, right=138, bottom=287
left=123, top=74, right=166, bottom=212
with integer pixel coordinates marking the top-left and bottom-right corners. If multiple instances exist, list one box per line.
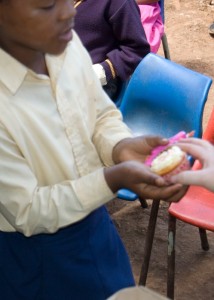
left=145, top=131, right=192, bottom=182
left=149, top=145, right=190, bottom=182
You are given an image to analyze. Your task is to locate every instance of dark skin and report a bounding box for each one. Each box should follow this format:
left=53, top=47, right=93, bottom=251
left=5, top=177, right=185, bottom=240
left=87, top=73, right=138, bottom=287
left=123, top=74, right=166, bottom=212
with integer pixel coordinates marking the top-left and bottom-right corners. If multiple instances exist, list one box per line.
left=0, top=0, right=76, bottom=74
left=105, top=136, right=187, bottom=202
left=0, top=0, right=187, bottom=203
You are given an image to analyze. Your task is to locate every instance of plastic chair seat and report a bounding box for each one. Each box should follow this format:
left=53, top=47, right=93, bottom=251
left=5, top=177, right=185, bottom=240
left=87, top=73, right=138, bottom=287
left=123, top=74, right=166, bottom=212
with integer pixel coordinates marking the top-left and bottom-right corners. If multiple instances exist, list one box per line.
left=169, top=185, right=214, bottom=231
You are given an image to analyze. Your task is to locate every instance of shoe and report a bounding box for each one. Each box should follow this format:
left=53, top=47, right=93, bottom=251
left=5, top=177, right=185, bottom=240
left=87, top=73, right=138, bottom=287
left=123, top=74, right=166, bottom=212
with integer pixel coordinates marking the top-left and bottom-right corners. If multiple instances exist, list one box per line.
left=209, top=23, right=214, bottom=36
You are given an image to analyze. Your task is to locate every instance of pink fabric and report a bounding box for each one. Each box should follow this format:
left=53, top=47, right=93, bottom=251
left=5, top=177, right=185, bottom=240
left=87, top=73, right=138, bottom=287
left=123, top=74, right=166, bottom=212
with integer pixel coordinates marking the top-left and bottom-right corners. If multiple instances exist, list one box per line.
left=138, top=3, right=164, bottom=53
left=145, top=131, right=188, bottom=167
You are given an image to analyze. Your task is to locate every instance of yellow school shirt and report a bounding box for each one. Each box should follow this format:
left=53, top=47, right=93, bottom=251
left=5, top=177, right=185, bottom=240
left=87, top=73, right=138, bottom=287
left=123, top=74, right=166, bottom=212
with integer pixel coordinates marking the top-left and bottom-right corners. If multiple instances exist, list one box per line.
left=0, top=31, right=132, bottom=236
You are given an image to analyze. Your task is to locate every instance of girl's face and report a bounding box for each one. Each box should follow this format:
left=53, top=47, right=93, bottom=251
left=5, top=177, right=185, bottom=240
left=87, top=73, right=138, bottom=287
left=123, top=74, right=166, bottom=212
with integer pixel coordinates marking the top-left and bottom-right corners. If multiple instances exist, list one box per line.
left=0, top=0, right=76, bottom=62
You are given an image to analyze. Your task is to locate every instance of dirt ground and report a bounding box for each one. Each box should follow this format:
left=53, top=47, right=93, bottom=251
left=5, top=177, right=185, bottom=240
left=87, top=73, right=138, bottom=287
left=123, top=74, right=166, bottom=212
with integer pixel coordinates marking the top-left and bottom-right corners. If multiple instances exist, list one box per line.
left=107, top=1, right=214, bottom=299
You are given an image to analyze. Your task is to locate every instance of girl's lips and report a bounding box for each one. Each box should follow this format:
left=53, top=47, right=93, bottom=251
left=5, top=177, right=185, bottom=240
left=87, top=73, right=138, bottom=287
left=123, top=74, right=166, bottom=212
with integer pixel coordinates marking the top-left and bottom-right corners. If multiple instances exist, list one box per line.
left=59, top=28, right=73, bottom=42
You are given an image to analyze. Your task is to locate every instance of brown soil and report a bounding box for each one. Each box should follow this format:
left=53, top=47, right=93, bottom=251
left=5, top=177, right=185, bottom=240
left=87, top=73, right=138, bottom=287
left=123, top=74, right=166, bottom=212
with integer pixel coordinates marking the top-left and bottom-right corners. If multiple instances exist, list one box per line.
left=108, top=1, right=214, bottom=299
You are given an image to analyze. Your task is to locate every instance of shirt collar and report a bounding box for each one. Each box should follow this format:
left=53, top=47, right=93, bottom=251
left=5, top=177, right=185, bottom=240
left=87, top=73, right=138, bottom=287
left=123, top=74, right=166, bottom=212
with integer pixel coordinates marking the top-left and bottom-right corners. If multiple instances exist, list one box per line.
left=0, top=44, right=68, bottom=94
left=0, top=48, right=28, bottom=94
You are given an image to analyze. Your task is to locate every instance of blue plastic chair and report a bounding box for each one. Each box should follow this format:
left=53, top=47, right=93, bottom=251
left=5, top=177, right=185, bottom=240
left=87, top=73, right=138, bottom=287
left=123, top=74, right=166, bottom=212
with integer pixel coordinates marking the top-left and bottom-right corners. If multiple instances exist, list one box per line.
left=115, top=53, right=212, bottom=299
left=117, top=53, right=212, bottom=202
left=115, top=81, right=128, bottom=107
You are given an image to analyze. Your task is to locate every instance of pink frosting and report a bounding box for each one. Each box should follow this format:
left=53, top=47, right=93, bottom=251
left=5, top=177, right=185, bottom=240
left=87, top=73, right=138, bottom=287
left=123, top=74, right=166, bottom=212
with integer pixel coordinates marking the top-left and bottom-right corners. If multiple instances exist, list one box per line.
left=145, top=131, right=188, bottom=167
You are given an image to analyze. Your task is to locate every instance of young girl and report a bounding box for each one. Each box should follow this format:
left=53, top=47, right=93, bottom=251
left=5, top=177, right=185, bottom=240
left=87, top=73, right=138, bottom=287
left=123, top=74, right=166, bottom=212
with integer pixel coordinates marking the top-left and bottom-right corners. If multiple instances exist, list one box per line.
left=0, top=1, right=185, bottom=299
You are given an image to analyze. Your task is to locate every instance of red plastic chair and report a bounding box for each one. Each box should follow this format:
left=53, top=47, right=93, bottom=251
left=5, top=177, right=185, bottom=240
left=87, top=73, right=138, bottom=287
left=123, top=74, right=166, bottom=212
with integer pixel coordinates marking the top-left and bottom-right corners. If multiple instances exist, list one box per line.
left=138, top=108, right=214, bottom=299
left=167, top=107, right=214, bottom=299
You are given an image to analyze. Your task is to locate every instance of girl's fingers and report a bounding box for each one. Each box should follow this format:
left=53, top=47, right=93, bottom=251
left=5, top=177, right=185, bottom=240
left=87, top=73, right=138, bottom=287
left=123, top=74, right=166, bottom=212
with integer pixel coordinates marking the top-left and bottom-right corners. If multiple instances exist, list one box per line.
left=137, top=182, right=184, bottom=201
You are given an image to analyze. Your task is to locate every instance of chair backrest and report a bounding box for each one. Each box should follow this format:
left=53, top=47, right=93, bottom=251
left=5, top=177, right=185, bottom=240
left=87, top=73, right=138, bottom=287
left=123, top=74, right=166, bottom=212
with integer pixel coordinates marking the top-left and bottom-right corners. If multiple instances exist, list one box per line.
left=202, top=106, right=214, bottom=143
left=192, top=107, right=214, bottom=171
left=120, top=53, right=212, bottom=139
left=115, top=81, right=128, bottom=107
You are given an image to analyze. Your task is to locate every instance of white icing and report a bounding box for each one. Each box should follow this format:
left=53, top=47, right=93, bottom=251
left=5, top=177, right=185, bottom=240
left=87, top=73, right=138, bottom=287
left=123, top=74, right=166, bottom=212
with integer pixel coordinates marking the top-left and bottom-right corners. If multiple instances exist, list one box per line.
left=151, top=146, right=184, bottom=173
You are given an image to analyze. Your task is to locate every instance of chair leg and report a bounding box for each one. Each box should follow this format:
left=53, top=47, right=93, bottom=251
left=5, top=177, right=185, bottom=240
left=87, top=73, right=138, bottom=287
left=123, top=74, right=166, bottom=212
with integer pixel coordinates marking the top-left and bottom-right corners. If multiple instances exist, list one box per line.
left=138, top=198, right=148, bottom=209
left=167, top=213, right=176, bottom=300
left=161, top=33, right=171, bottom=60
left=138, top=200, right=160, bottom=285
left=199, top=227, right=209, bottom=251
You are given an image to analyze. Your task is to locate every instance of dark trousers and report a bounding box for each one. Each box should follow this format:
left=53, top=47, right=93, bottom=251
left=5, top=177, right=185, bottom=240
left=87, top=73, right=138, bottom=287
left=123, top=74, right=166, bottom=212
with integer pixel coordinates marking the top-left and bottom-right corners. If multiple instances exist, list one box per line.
left=103, top=77, right=123, bottom=102
left=0, top=206, right=135, bottom=300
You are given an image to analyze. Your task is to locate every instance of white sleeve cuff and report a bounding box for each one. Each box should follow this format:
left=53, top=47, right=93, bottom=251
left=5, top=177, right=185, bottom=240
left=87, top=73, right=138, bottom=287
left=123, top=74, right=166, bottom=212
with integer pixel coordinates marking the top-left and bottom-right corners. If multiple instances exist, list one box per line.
left=92, top=64, right=107, bottom=86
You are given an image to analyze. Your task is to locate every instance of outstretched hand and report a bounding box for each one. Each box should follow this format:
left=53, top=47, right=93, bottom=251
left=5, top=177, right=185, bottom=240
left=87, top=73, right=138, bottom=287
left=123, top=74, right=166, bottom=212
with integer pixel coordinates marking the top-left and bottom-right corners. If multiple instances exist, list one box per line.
left=104, top=160, right=187, bottom=203
left=169, top=138, right=214, bottom=192
left=107, top=135, right=187, bottom=203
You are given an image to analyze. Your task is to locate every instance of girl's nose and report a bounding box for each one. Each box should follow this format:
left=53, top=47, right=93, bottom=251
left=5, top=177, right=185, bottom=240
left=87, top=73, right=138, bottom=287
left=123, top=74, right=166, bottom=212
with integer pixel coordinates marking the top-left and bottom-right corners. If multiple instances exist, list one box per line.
left=59, top=1, right=76, bottom=21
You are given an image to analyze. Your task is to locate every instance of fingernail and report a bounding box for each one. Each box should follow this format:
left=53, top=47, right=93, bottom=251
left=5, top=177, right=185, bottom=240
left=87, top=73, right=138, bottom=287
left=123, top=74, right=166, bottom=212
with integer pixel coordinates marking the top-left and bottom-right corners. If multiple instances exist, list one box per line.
left=162, top=138, right=168, bottom=143
left=155, top=177, right=166, bottom=186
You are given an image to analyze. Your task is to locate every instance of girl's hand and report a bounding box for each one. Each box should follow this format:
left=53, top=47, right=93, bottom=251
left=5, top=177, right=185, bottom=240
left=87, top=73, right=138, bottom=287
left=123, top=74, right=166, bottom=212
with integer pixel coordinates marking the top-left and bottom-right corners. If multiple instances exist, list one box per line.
left=104, top=160, right=186, bottom=202
left=112, top=135, right=168, bottom=164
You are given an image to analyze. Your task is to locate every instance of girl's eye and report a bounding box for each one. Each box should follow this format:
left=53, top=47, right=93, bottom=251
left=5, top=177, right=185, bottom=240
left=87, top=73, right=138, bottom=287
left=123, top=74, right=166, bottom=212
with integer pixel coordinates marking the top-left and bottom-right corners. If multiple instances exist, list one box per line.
left=41, top=2, right=55, bottom=10
left=42, top=6, right=54, bottom=10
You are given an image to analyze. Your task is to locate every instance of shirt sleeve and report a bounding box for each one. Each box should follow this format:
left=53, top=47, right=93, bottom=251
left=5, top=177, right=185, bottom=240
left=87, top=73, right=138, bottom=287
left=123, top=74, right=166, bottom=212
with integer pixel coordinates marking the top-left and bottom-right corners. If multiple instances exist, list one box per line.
left=92, top=97, right=134, bottom=167
left=68, top=32, right=134, bottom=167
left=0, top=122, right=116, bottom=237
left=0, top=32, right=134, bottom=237
left=101, top=0, right=150, bottom=81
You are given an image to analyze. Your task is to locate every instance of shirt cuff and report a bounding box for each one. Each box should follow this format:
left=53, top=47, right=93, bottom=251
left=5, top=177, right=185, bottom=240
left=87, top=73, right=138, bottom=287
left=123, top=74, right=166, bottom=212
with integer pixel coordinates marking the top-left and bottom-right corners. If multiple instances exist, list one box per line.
left=92, top=64, right=107, bottom=86
left=71, top=168, right=115, bottom=210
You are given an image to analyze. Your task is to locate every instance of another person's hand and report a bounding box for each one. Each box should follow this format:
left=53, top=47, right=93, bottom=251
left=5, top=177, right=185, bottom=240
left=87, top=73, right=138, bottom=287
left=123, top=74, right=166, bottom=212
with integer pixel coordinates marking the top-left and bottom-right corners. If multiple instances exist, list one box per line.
left=169, top=138, right=214, bottom=192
